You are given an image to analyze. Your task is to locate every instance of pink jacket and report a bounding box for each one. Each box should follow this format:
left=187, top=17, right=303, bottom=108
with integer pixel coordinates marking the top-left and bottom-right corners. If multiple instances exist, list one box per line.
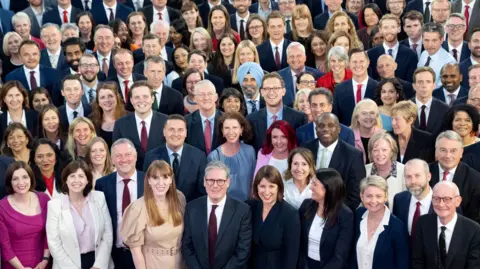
left=253, top=150, right=273, bottom=179
left=353, top=127, right=383, bottom=164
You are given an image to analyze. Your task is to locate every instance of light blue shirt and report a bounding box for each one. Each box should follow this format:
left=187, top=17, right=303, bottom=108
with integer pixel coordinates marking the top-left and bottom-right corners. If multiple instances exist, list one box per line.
left=82, top=82, right=97, bottom=104
left=266, top=107, right=283, bottom=129
left=200, top=111, right=216, bottom=141
left=0, top=0, right=9, bottom=10
left=418, top=48, right=456, bottom=86
left=166, top=145, right=184, bottom=167
left=257, top=1, right=273, bottom=20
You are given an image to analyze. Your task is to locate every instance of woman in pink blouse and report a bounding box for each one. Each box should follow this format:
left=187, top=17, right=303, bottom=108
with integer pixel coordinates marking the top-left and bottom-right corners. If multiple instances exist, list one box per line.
left=0, top=161, right=50, bottom=269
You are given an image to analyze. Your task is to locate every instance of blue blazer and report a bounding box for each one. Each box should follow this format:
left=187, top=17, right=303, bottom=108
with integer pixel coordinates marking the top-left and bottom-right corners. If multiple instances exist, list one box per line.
left=442, top=40, right=471, bottom=63
left=58, top=103, right=93, bottom=132
left=249, top=1, right=279, bottom=14
left=90, top=2, right=133, bottom=26
left=94, top=171, right=145, bottom=246
left=143, top=143, right=207, bottom=202
left=4, top=64, right=59, bottom=93
left=333, top=78, right=378, bottom=126
left=459, top=57, right=473, bottom=88
left=392, top=191, right=434, bottom=229
left=367, top=44, right=418, bottom=82
left=278, top=66, right=323, bottom=107
left=39, top=48, right=68, bottom=71
left=352, top=207, right=410, bottom=269
left=257, top=39, right=291, bottom=73
left=296, top=121, right=355, bottom=146
left=42, top=6, right=83, bottom=25
left=432, top=86, right=469, bottom=103
left=0, top=8, right=13, bottom=34
left=313, top=11, right=359, bottom=30
left=405, top=0, right=423, bottom=13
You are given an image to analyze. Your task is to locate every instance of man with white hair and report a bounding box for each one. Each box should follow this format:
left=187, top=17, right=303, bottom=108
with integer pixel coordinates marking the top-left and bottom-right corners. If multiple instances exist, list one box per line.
left=278, top=41, right=323, bottom=107
left=140, top=0, right=181, bottom=26
left=12, top=12, right=45, bottom=49
left=429, top=130, right=480, bottom=223
left=39, top=23, right=67, bottom=71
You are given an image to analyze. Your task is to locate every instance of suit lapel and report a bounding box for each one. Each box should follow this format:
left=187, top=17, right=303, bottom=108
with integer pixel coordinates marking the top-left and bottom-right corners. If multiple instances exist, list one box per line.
left=177, top=146, right=191, bottom=187
left=445, top=219, right=463, bottom=269
left=39, top=66, right=45, bottom=88
left=191, top=111, right=206, bottom=151
left=328, top=141, right=342, bottom=168
left=147, top=113, right=160, bottom=151
left=137, top=172, right=144, bottom=195
left=88, top=194, right=100, bottom=244
left=212, top=110, right=222, bottom=148
left=158, top=87, right=169, bottom=112
left=401, top=194, right=412, bottom=226
left=197, top=197, right=209, bottom=249
left=452, top=163, right=466, bottom=192
left=128, top=114, right=142, bottom=147
left=365, top=78, right=376, bottom=99
left=259, top=109, right=268, bottom=133
left=427, top=100, right=440, bottom=131
left=61, top=198, right=81, bottom=253
left=216, top=198, right=235, bottom=248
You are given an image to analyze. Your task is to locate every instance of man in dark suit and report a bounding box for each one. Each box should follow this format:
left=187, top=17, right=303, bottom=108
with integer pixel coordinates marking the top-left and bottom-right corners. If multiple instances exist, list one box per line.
left=0, top=0, right=29, bottom=12
left=376, top=54, right=416, bottom=99
left=42, top=0, right=82, bottom=26
left=144, top=56, right=184, bottom=115
left=185, top=80, right=223, bottom=155
left=140, top=2, right=181, bottom=29
left=132, top=34, right=174, bottom=75
left=405, top=0, right=431, bottom=21
left=442, top=15, right=470, bottom=63
left=182, top=160, right=252, bottom=269
left=297, top=88, right=355, bottom=146
left=0, top=8, right=13, bottom=37
left=39, top=24, right=68, bottom=72
left=412, top=66, right=450, bottom=137
left=230, top=0, right=251, bottom=40
left=22, top=3, right=45, bottom=38
left=412, top=181, right=480, bottom=269
left=451, top=0, right=480, bottom=40
left=432, top=63, right=469, bottom=105
left=304, top=112, right=365, bottom=211
left=459, top=29, right=480, bottom=87
left=93, top=25, right=117, bottom=78
left=249, top=0, right=279, bottom=18
left=198, top=0, right=235, bottom=27
left=257, top=11, right=291, bottom=72
left=313, top=0, right=359, bottom=30
left=400, top=11, right=425, bottom=60
left=95, top=138, right=145, bottom=269
left=333, top=48, right=378, bottom=126
left=368, top=14, right=418, bottom=82
left=463, top=140, right=480, bottom=172
left=237, top=62, right=266, bottom=115
left=90, top=0, right=133, bottom=25
left=0, top=156, right=14, bottom=199
left=78, top=54, right=105, bottom=105
left=278, top=42, right=323, bottom=107
left=429, top=130, right=480, bottom=224
left=112, top=81, right=168, bottom=170
left=247, top=72, right=307, bottom=152
left=58, top=74, right=92, bottom=131
left=143, top=114, right=207, bottom=201
left=106, top=49, right=147, bottom=111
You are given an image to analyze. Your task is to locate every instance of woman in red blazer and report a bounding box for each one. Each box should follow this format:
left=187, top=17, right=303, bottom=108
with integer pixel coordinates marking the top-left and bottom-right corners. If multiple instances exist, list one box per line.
left=316, top=46, right=352, bottom=93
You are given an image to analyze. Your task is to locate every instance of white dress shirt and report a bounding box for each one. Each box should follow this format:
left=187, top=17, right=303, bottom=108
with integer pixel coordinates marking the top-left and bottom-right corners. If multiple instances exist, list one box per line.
left=352, top=76, right=370, bottom=102
left=58, top=5, right=72, bottom=23
left=462, top=0, right=476, bottom=24
left=382, top=41, right=400, bottom=60
left=117, top=74, right=134, bottom=101
left=448, top=42, right=463, bottom=62
left=103, top=2, right=117, bottom=22
left=6, top=110, right=27, bottom=127
left=308, top=214, right=325, bottom=261
left=437, top=213, right=458, bottom=253
left=160, top=46, right=169, bottom=62
left=97, top=51, right=112, bottom=72
left=207, top=195, right=227, bottom=233
left=407, top=187, right=433, bottom=234
left=134, top=111, right=153, bottom=141
left=283, top=179, right=312, bottom=209
left=443, top=87, right=461, bottom=105
left=409, top=38, right=423, bottom=59
left=154, top=7, right=170, bottom=24
left=415, top=97, right=433, bottom=126
left=316, top=139, right=338, bottom=169
left=47, top=48, right=61, bottom=69
left=116, top=170, right=139, bottom=248
left=438, top=164, right=457, bottom=182
left=236, top=12, right=250, bottom=33
left=23, top=65, right=40, bottom=90
left=270, top=39, right=285, bottom=62
left=65, top=103, right=85, bottom=124
left=418, top=48, right=456, bottom=85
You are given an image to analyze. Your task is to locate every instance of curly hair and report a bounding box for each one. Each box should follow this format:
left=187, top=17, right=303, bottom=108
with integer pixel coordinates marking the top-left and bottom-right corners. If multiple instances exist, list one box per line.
left=374, top=78, right=406, bottom=106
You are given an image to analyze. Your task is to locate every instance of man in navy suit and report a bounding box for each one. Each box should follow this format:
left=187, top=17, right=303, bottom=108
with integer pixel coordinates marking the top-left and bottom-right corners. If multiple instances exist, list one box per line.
left=95, top=138, right=145, bottom=269
left=150, top=21, right=174, bottom=63
left=296, top=88, right=355, bottom=146
left=247, top=72, right=307, bottom=152
left=376, top=55, right=416, bottom=99
left=0, top=156, right=14, bottom=199
left=333, top=48, right=378, bottom=126
left=368, top=14, right=418, bottom=82
left=442, top=14, right=470, bottom=63
left=42, top=0, right=82, bottom=26
left=112, top=81, right=168, bottom=170
left=58, top=74, right=92, bottom=131
left=278, top=42, right=323, bottom=107
left=132, top=34, right=174, bottom=75
left=139, top=0, right=181, bottom=27
left=39, top=24, right=68, bottom=72
left=257, top=11, right=291, bottom=72
left=91, top=0, right=133, bottom=25
left=237, top=62, right=266, bottom=115
left=249, top=0, right=279, bottom=19
left=459, top=29, right=480, bottom=87
left=433, top=63, right=469, bottom=105
left=405, top=0, right=430, bottom=21
left=304, top=112, right=365, bottom=211
left=78, top=54, right=105, bottom=105
left=198, top=0, right=235, bottom=26
left=144, top=114, right=207, bottom=201
left=5, top=40, right=59, bottom=96
left=93, top=25, right=117, bottom=78
left=231, top=0, right=251, bottom=40
left=313, top=0, right=359, bottom=30
left=400, top=11, right=425, bottom=60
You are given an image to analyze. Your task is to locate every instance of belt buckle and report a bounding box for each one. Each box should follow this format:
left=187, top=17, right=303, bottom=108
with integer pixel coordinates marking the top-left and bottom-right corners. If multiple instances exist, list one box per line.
left=169, top=246, right=175, bottom=256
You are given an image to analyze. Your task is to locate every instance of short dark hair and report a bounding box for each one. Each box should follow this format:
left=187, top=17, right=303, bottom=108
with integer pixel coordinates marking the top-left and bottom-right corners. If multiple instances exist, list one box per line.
left=296, top=71, right=315, bottom=84
left=1, top=80, right=30, bottom=111
left=4, top=161, right=36, bottom=195
left=252, top=165, right=284, bottom=201
left=422, top=22, right=444, bottom=38
left=402, top=10, right=424, bottom=25
left=413, top=66, right=436, bottom=83
left=443, top=104, right=480, bottom=133
left=361, top=4, right=383, bottom=27
left=188, top=49, right=207, bottom=62
left=19, top=39, right=40, bottom=54
left=374, top=78, right=406, bottom=106
left=60, top=160, right=93, bottom=196
left=219, top=88, right=246, bottom=116
left=164, top=114, right=187, bottom=129
left=218, top=112, right=253, bottom=144
left=130, top=80, right=152, bottom=97
left=308, top=88, right=333, bottom=104
left=62, top=74, right=83, bottom=90
left=470, top=27, right=480, bottom=40
left=349, top=48, right=369, bottom=61
left=62, top=37, right=86, bottom=54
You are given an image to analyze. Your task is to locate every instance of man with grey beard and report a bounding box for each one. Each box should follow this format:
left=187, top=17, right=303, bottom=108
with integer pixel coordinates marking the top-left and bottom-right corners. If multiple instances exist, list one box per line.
left=237, top=62, right=265, bottom=115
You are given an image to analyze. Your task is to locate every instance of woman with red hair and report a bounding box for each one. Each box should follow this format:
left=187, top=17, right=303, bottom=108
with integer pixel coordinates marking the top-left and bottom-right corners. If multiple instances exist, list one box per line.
left=253, top=120, right=297, bottom=179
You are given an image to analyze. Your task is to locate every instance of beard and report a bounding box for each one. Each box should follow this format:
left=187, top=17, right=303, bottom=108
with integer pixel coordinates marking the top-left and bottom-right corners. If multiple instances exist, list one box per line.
left=407, top=184, right=426, bottom=198
left=242, top=85, right=259, bottom=99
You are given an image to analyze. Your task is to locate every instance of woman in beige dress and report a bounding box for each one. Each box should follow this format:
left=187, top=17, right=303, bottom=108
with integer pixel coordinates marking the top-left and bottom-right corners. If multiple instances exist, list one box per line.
left=120, top=160, right=186, bottom=269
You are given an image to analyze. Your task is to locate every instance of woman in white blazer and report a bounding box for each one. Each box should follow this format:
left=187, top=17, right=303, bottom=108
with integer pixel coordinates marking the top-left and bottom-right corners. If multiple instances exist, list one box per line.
left=365, top=132, right=406, bottom=209
left=46, top=160, right=114, bottom=269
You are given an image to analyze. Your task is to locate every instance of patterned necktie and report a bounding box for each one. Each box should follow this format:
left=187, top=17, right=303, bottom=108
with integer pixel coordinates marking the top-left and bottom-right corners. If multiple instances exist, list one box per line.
left=88, top=88, right=94, bottom=103
left=249, top=100, right=257, bottom=113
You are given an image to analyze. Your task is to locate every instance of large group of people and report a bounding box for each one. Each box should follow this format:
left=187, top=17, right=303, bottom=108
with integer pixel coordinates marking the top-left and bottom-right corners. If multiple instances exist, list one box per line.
left=0, top=0, right=480, bottom=268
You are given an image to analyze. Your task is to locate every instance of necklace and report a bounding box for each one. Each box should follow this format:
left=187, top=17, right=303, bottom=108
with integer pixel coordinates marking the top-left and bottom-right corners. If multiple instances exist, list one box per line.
left=11, top=192, right=32, bottom=213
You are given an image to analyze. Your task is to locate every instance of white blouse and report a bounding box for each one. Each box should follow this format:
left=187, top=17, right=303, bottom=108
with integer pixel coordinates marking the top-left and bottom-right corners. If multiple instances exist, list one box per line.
left=283, top=179, right=312, bottom=209
left=308, top=214, right=325, bottom=261
left=268, top=157, right=288, bottom=179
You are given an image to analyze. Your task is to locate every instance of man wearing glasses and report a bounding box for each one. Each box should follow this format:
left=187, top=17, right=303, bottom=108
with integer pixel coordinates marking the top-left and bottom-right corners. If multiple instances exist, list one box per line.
left=412, top=180, right=480, bottom=268
left=428, top=131, right=480, bottom=224
left=182, top=161, right=252, bottom=269
left=441, top=14, right=470, bottom=63
left=78, top=54, right=104, bottom=105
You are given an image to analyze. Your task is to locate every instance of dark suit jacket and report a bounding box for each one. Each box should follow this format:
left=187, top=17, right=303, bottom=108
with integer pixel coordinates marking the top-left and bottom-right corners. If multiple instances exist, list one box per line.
left=143, top=143, right=206, bottom=201
left=296, top=0, right=325, bottom=18
left=429, top=162, right=480, bottom=223
left=4, top=65, right=59, bottom=96
left=182, top=196, right=252, bottom=269
left=248, top=1, right=279, bottom=14
left=296, top=121, right=355, bottom=146
left=140, top=5, right=181, bottom=30
left=313, top=10, right=359, bottom=30
left=153, top=84, right=184, bottom=115
left=0, top=109, right=38, bottom=138
left=405, top=0, right=423, bottom=13
left=0, top=8, right=13, bottom=34
left=368, top=44, right=418, bottom=82
left=94, top=171, right=145, bottom=247
left=197, top=1, right=235, bottom=27
left=171, top=73, right=225, bottom=95
left=90, top=3, right=133, bottom=27
left=442, top=40, right=471, bottom=63
left=399, top=38, right=425, bottom=56
left=392, top=190, right=434, bottom=230
left=132, top=58, right=174, bottom=75
left=412, top=97, right=449, bottom=137
left=0, top=0, right=29, bottom=12
left=412, top=213, right=480, bottom=269
left=106, top=73, right=147, bottom=111
left=22, top=6, right=44, bottom=38
left=278, top=66, right=323, bottom=107
left=112, top=111, right=168, bottom=170
left=452, top=0, right=480, bottom=39
left=39, top=48, right=68, bottom=71
left=0, top=156, right=14, bottom=199
left=298, top=200, right=353, bottom=269
left=185, top=109, right=223, bottom=154
left=246, top=199, right=300, bottom=269
left=459, top=57, right=473, bottom=88
left=58, top=103, right=93, bottom=132
left=304, top=139, right=366, bottom=211
left=332, top=78, right=378, bottom=126
left=42, top=6, right=83, bottom=25
left=93, top=51, right=117, bottom=78
left=257, top=39, right=291, bottom=73
left=397, top=77, right=416, bottom=99
left=389, top=127, right=434, bottom=164
left=352, top=207, right=410, bottom=269
left=432, top=86, right=469, bottom=104
left=247, top=106, right=307, bottom=152
left=462, top=142, right=480, bottom=172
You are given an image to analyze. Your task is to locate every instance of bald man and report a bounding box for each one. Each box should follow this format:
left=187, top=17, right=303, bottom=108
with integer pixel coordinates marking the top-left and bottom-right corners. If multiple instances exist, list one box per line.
left=377, top=54, right=415, bottom=99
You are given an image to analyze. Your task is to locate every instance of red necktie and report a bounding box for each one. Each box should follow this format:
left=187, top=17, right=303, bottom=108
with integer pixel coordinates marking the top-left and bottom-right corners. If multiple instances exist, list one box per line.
left=274, top=46, right=281, bottom=69
left=30, top=71, right=38, bottom=90
left=356, top=84, right=363, bottom=103
left=411, top=201, right=421, bottom=246
left=158, top=11, right=163, bottom=20
left=122, top=178, right=131, bottom=214
left=63, top=10, right=68, bottom=23
left=465, top=5, right=470, bottom=38
left=272, top=115, right=277, bottom=122
left=124, top=80, right=130, bottom=104
left=140, top=120, right=148, bottom=153
left=204, top=119, right=212, bottom=155
left=208, top=205, right=218, bottom=269
left=442, top=170, right=449, bottom=181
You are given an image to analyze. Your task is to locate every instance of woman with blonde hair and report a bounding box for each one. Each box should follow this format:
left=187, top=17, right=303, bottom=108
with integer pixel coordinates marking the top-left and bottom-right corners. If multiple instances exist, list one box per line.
left=85, top=137, right=115, bottom=184
left=120, top=160, right=186, bottom=269
left=283, top=147, right=316, bottom=209
left=246, top=14, right=268, bottom=46
left=285, top=5, right=314, bottom=46
left=66, top=117, right=97, bottom=160
left=189, top=27, right=214, bottom=62
left=325, top=12, right=363, bottom=49
left=2, top=32, right=23, bottom=77
left=294, top=88, right=313, bottom=122
left=232, top=40, right=261, bottom=85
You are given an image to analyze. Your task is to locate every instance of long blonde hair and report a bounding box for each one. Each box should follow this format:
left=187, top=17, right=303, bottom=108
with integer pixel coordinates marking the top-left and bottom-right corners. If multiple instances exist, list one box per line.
left=350, top=99, right=383, bottom=130
left=231, top=40, right=261, bottom=84
left=66, top=117, right=97, bottom=159
left=85, top=137, right=114, bottom=177
left=325, top=11, right=363, bottom=49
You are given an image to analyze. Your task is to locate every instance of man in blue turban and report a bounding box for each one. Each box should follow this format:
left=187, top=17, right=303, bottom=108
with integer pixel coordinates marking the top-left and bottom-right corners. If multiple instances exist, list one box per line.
left=237, top=62, right=264, bottom=114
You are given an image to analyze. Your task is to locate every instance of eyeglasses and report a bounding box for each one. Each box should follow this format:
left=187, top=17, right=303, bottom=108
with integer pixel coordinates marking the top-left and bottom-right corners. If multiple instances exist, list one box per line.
left=446, top=24, right=466, bottom=30
left=299, top=80, right=316, bottom=85
left=80, top=63, right=99, bottom=69
left=248, top=25, right=262, bottom=31
left=205, top=178, right=227, bottom=186
left=262, top=87, right=283, bottom=93
left=432, top=196, right=458, bottom=204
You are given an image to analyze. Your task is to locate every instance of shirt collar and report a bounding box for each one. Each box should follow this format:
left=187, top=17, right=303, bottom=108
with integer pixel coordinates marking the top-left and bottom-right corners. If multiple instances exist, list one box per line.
left=443, top=86, right=461, bottom=97
left=412, top=187, right=433, bottom=204
left=59, top=5, right=72, bottom=14
left=439, top=163, right=457, bottom=175
left=167, top=144, right=184, bottom=157
left=116, top=170, right=138, bottom=183
left=370, top=162, right=398, bottom=179
left=118, top=74, right=133, bottom=83
left=236, top=12, right=249, bottom=22
left=47, top=48, right=61, bottom=57
left=200, top=110, right=216, bottom=123
left=383, top=41, right=399, bottom=51
left=266, top=107, right=283, bottom=120
left=97, top=51, right=111, bottom=62
left=207, top=194, right=227, bottom=208
left=244, top=94, right=260, bottom=102
left=416, top=97, right=433, bottom=107
left=135, top=110, right=153, bottom=125
left=361, top=205, right=391, bottom=227
left=471, top=56, right=479, bottom=65
left=66, top=102, right=83, bottom=114
left=103, top=1, right=117, bottom=10
left=24, top=65, right=40, bottom=74
left=270, top=38, right=284, bottom=49
left=6, top=110, right=26, bottom=125
left=259, top=1, right=272, bottom=11
left=463, top=0, right=476, bottom=8
left=448, top=42, right=462, bottom=51
left=437, top=212, right=458, bottom=231
left=318, top=139, right=338, bottom=152
left=352, top=76, right=369, bottom=86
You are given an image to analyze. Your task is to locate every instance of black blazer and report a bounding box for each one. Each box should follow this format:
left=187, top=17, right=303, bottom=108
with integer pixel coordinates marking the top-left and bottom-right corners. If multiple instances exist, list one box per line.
left=182, top=196, right=252, bottom=269
left=0, top=109, right=38, bottom=139
left=0, top=0, right=29, bottom=12
left=246, top=199, right=300, bottom=269
left=389, top=127, right=434, bottom=164
left=432, top=86, right=469, bottom=104
left=140, top=5, right=181, bottom=30
left=247, top=106, right=307, bottom=152
left=143, top=143, right=207, bottom=201
left=93, top=51, right=117, bottom=78
left=112, top=111, right=168, bottom=170
left=106, top=73, right=147, bottom=111
left=153, top=84, right=184, bottom=115
left=405, top=0, right=423, bottom=13
left=412, top=97, right=449, bottom=137
left=367, top=44, right=418, bottom=82
left=304, top=139, right=365, bottom=211
left=197, top=1, right=236, bottom=27
left=441, top=40, right=471, bottom=63
left=397, top=77, right=416, bottom=99
left=429, top=162, right=480, bottom=224
left=42, top=6, right=83, bottom=26
left=412, top=213, right=480, bottom=269
left=185, top=109, right=223, bottom=155
left=313, top=11, right=359, bottom=30
left=58, top=103, right=93, bottom=132
left=298, top=200, right=354, bottom=269
left=39, top=48, right=68, bottom=72
left=171, top=73, right=225, bottom=95
left=462, top=142, right=480, bottom=172
left=90, top=2, right=133, bottom=25
left=0, top=156, right=14, bottom=199
left=257, top=39, right=291, bottom=73
left=332, top=78, right=378, bottom=126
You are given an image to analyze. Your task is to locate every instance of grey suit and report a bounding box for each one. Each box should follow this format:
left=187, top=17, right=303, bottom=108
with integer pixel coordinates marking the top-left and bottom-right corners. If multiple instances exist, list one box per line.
left=22, top=6, right=50, bottom=38
left=451, top=0, right=480, bottom=39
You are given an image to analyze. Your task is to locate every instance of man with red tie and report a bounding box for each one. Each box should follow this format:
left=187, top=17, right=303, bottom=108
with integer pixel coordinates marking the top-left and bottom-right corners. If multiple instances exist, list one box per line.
left=257, top=11, right=291, bottom=72
left=42, top=0, right=82, bottom=26
left=451, top=0, right=480, bottom=40
left=140, top=0, right=181, bottom=28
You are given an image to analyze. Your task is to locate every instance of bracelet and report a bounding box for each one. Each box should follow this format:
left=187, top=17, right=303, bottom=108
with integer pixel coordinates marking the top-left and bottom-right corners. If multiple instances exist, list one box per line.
left=42, top=256, right=49, bottom=261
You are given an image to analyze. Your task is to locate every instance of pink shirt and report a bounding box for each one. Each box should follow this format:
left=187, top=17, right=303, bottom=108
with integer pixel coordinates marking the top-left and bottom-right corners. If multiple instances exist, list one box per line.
left=64, top=194, right=96, bottom=253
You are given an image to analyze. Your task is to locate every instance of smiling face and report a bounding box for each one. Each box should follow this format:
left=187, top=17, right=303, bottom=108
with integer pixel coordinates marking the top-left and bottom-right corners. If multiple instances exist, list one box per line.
left=34, top=144, right=56, bottom=174
left=188, top=53, right=207, bottom=74
left=78, top=15, right=93, bottom=35
left=271, top=128, right=289, bottom=154
left=333, top=36, right=350, bottom=52
left=391, top=112, right=413, bottom=135
left=294, top=16, right=309, bottom=32
left=356, top=104, right=378, bottom=129
left=204, top=167, right=230, bottom=203
left=361, top=185, right=387, bottom=213
left=350, top=51, right=369, bottom=78
left=163, top=119, right=187, bottom=150
left=219, top=37, right=235, bottom=58
left=7, top=129, right=28, bottom=153
left=65, top=44, right=83, bottom=71
left=40, top=26, right=61, bottom=52
left=11, top=168, right=31, bottom=195
left=315, top=114, right=340, bottom=147
left=4, top=87, right=24, bottom=111
left=432, top=183, right=462, bottom=220
left=89, top=141, right=107, bottom=166
left=61, top=79, right=84, bottom=107
left=32, top=93, right=50, bottom=111
left=174, top=48, right=189, bottom=70
left=144, top=61, right=165, bottom=89
left=297, top=74, right=316, bottom=91
left=371, top=139, right=393, bottom=166
left=333, top=16, right=350, bottom=33
left=148, top=171, right=172, bottom=197
left=72, top=122, right=92, bottom=147
left=14, top=19, right=31, bottom=39
left=296, top=92, right=311, bottom=114
left=311, top=36, right=327, bottom=57
left=310, top=94, right=332, bottom=120
left=329, top=54, right=346, bottom=75
left=261, top=77, right=286, bottom=107
left=440, top=64, right=462, bottom=93
left=376, top=56, right=397, bottom=78
left=142, top=38, right=161, bottom=58
left=66, top=168, right=88, bottom=194
left=192, top=32, right=208, bottom=51
left=182, top=8, right=199, bottom=27
left=94, top=28, right=114, bottom=55
left=364, top=8, right=379, bottom=27
left=380, top=82, right=398, bottom=106
left=290, top=153, right=310, bottom=181
left=97, top=88, right=117, bottom=113
left=347, top=0, right=363, bottom=14
left=222, top=96, right=241, bottom=113
left=42, top=109, right=60, bottom=134
left=248, top=19, right=265, bottom=39
left=257, top=178, right=278, bottom=205
left=114, top=52, right=134, bottom=79
left=79, top=56, right=99, bottom=83
left=112, top=143, right=137, bottom=176
left=380, top=19, right=400, bottom=43
left=452, top=111, right=474, bottom=138
left=310, top=177, right=326, bottom=202
left=131, top=86, right=154, bottom=115
left=128, top=14, right=146, bottom=37
left=211, top=10, right=227, bottom=31
left=404, top=160, right=430, bottom=198
left=19, top=44, right=40, bottom=69
left=222, top=118, right=242, bottom=143
left=185, top=73, right=202, bottom=96
left=194, top=84, right=218, bottom=111
left=287, top=45, right=306, bottom=72
left=435, top=137, right=463, bottom=171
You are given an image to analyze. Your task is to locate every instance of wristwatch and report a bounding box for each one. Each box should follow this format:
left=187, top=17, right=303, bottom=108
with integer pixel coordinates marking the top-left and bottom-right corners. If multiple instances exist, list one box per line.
left=42, top=256, right=50, bottom=261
